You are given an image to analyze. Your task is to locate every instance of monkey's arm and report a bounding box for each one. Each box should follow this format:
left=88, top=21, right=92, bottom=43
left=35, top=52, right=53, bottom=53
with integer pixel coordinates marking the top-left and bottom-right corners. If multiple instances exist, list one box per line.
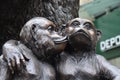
left=2, top=40, right=29, bottom=72
left=2, top=40, right=43, bottom=79
left=0, top=55, right=12, bottom=80
left=97, top=54, right=120, bottom=80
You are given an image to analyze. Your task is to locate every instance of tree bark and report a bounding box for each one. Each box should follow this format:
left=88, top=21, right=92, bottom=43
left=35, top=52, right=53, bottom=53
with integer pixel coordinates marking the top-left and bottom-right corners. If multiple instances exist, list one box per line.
left=0, top=0, right=79, bottom=54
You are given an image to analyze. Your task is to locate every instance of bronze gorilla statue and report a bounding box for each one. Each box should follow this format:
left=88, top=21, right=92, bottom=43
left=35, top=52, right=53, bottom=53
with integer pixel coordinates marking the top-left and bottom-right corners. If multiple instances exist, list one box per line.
left=57, top=18, right=120, bottom=80
left=0, top=17, right=67, bottom=80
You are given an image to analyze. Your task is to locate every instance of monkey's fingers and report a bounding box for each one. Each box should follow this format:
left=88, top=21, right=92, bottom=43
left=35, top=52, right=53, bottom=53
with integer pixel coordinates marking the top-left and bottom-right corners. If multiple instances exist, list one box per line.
left=7, top=59, right=14, bottom=74
left=22, top=52, right=30, bottom=61
left=11, top=59, right=16, bottom=70
left=20, top=53, right=26, bottom=67
left=14, top=55, right=20, bottom=70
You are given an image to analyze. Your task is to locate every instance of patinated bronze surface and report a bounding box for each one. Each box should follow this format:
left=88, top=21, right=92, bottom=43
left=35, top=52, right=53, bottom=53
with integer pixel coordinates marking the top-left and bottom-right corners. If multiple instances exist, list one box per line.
left=1, top=1, right=120, bottom=80
left=0, top=0, right=79, bottom=79
left=57, top=18, right=120, bottom=80
left=0, top=0, right=79, bottom=52
left=0, top=17, right=67, bottom=80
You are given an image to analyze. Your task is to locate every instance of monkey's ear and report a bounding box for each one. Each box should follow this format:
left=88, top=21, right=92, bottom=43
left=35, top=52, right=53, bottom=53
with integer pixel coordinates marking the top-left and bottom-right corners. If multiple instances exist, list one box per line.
left=96, top=30, right=102, bottom=41
left=20, top=26, right=30, bottom=43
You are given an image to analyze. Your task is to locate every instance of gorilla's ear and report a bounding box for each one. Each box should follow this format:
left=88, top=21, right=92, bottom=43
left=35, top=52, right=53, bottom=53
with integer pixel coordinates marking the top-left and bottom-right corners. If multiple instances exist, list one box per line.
left=96, top=29, right=102, bottom=41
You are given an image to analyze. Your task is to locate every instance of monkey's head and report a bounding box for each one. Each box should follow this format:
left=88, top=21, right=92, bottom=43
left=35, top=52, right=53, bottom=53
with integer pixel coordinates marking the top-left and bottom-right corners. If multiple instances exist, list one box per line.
left=20, top=17, right=67, bottom=59
left=62, top=18, right=101, bottom=51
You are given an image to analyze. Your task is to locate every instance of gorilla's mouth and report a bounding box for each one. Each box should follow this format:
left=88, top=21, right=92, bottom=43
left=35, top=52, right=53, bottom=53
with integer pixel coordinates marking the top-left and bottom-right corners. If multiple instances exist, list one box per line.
left=53, top=36, right=68, bottom=44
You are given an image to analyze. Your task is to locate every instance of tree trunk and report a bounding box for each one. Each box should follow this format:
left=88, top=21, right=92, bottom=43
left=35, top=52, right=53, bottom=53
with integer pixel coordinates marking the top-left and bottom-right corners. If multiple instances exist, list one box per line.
left=0, top=0, right=79, bottom=54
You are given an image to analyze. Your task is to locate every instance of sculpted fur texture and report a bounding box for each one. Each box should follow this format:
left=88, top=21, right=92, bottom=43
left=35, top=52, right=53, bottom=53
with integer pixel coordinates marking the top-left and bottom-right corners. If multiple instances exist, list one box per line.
left=57, top=18, right=120, bottom=80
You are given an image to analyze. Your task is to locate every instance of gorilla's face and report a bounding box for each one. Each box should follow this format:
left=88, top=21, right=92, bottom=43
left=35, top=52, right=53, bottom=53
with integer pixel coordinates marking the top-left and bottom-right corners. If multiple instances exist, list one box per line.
left=20, top=17, right=67, bottom=59
left=62, top=18, right=101, bottom=50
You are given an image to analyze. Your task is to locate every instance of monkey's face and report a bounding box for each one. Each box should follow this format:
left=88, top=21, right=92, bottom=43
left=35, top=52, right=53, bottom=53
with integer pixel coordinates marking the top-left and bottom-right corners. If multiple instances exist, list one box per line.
left=20, top=17, right=67, bottom=58
left=63, top=18, right=101, bottom=50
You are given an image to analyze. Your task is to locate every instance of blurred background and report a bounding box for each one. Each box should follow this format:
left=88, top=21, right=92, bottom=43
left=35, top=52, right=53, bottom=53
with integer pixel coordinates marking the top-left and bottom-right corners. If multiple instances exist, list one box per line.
left=79, top=0, right=120, bottom=68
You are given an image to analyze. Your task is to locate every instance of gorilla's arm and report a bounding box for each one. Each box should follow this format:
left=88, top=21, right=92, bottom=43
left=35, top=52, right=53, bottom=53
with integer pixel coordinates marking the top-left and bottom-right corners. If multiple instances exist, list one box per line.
left=97, top=54, right=120, bottom=80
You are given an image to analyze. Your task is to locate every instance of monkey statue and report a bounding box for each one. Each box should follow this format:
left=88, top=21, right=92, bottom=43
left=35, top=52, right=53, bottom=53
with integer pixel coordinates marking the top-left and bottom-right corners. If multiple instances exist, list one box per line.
left=57, top=18, right=120, bottom=80
left=0, top=17, right=67, bottom=80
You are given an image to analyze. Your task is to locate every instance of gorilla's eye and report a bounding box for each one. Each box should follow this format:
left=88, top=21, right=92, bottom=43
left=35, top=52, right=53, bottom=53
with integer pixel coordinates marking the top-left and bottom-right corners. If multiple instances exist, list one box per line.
left=71, top=21, right=80, bottom=27
left=84, top=22, right=92, bottom=30
left=48, top=26, right=54, bottom=32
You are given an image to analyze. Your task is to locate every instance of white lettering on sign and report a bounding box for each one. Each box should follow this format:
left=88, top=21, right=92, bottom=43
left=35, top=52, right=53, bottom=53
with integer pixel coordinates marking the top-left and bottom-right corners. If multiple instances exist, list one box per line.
left=100, top=35, right=120, bottom=52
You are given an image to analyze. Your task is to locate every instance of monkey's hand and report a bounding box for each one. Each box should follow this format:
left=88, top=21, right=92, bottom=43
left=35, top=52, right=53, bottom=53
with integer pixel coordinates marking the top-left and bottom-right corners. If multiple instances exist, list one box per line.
left=2, top=40, right=29, bottom=74
left=97, top=54, right=120, bottom=80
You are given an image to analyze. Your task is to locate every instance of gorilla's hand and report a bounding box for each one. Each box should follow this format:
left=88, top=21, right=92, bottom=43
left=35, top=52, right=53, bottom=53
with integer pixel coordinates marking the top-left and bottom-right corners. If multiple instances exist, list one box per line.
left=2, top=40, right=29, bottom=73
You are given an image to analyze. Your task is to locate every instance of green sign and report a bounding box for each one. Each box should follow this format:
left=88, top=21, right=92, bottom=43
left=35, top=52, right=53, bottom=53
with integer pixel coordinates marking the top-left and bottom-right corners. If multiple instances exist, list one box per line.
left=95, top=8, right=120, bottom=59
left=79, top=0, right=120, bottom=59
